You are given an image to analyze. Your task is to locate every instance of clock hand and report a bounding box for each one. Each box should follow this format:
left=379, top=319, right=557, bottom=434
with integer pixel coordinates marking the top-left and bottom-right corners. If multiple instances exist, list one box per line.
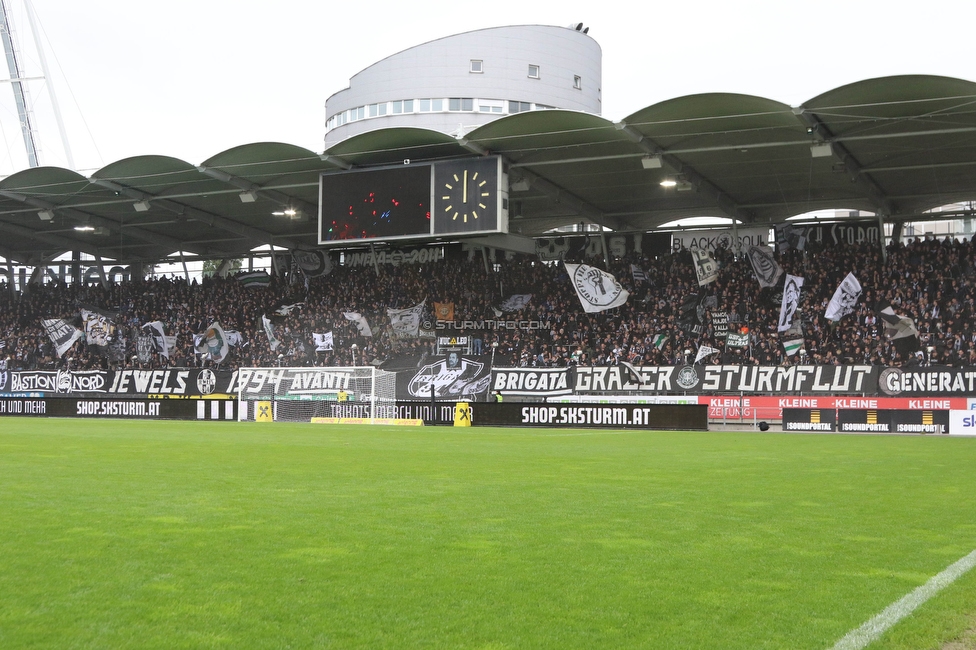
left=463, top=170, right=468, bottom=204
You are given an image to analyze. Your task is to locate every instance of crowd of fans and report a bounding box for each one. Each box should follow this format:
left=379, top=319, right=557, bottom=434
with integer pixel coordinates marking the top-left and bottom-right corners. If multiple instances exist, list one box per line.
left=1, top=234, right=974, bottom=372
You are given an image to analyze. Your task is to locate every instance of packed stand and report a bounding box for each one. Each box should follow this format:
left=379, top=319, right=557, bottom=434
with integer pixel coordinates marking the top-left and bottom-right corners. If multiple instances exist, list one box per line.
left=0, top=235, right=974, bottom=372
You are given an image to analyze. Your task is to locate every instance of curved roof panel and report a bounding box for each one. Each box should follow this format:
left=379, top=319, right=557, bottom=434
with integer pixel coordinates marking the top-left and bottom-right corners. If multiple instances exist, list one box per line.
left=0, top=75, right=973, bottom=266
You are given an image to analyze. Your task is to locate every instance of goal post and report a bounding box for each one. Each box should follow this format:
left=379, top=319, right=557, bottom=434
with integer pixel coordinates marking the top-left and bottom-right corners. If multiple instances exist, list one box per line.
left=237, top=366, right=397, bottom=422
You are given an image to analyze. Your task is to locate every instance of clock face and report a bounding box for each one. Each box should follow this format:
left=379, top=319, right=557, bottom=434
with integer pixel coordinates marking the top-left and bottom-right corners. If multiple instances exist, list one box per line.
left=433, top=157, right=499, bottom=235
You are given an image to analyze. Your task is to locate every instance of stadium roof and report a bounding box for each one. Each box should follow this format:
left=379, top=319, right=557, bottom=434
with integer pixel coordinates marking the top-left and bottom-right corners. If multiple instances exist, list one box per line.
left=0, top=74, right=974, bottom=266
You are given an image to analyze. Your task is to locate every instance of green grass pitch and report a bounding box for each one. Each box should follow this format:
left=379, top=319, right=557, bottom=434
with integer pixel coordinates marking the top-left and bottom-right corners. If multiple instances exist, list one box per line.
left=1, top=418, right=975, bottom=649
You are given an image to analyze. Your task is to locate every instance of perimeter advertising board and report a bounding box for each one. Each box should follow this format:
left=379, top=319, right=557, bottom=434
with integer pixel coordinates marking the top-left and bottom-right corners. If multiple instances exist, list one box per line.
left=838, top=409, right=949, bottom=433
left=0, top=397, right=236, bottom=420
left=471, top=403, right=708, bottom=430
left=782, top=408, right=837, bottom=432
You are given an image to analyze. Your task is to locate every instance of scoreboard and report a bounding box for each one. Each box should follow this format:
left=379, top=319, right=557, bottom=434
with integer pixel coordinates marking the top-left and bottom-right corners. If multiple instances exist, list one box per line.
left=318, top=157, right=506, bottom=245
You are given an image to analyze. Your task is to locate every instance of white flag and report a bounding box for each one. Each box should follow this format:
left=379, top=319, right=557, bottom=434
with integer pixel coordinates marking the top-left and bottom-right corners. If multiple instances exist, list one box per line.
left=691, top=249, right=718, bottom=286
left=142, top=321, right=171, bottom=358
left=342, top=312, right=373, bottom=337
left=261, top=315, right=281, bottom=352
left=777, top=275, right=804, bottom=332
left=40, top=318, right=82, bottom=357
left=745, top=245, right=783, bottom=289
left=695, top=345, right=721, bottom=364
left=825, top=273, right=862, bottom=322
left=499, top=294, right=532, bottom=312
left=313, top=332, right=334, bottom=352
left=564, top=263, right=629, bottom=313
left=387, top=301, right=425, bottom=338
left=80, top=309, right=113, bottom=348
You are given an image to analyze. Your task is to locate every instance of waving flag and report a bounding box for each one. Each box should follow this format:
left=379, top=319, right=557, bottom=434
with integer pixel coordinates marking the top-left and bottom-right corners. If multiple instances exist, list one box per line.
left=388, top=301, right=425, bottom=338
left=691, top=249, right=718, bottom=286
left=194, top=321, right=230, bottom=363
left=825, top=273, right=862, bottom=321
left=343, top=312, right=373, bottom=337
left=777, top=275, right=804, bottom=332
left=745, top=245, right=783, bottom=288
left=565, top=263, right=629, bottom=313
left=877, top=301, right=920, bottom=354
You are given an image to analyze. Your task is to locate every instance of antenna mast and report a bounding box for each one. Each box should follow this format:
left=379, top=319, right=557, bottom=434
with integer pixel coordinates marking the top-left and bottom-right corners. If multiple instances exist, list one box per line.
left=0, top=0, right=38, bottom=167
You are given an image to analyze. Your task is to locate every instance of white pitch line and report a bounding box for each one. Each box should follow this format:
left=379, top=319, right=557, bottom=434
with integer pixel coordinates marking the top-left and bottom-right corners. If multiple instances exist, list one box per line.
left=831, top=549, right=976, bottom=650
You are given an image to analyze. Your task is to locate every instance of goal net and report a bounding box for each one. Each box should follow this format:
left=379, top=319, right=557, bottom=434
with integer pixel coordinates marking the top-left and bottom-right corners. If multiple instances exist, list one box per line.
left=237, top=366, right=397, bottom=422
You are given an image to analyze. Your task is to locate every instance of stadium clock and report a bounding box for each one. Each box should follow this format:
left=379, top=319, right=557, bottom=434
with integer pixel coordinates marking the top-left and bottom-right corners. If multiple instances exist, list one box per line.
left=432, top=157, right=501, bottom=235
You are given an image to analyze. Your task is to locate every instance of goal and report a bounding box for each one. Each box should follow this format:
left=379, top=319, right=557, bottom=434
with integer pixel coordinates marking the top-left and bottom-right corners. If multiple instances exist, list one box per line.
left=237, top=366, right=397, bottom=422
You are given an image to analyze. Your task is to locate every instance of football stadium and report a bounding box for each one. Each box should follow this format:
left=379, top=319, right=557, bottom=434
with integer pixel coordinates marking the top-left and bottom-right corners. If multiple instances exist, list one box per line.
left=1, top=21, right=976, bottom=650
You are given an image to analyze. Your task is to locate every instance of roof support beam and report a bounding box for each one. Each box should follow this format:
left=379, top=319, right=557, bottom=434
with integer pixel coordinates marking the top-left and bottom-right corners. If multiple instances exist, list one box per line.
left=89, top=180, right=303, bottom=252
left=196, top=166, right=317, bottom=215
left=614, top=121, right=748, bottom=222
left=792, top=108, right=894, bottom=216
left=0, top=219, right=102, bottom=258
left=159, top=200, right=303, bottom=251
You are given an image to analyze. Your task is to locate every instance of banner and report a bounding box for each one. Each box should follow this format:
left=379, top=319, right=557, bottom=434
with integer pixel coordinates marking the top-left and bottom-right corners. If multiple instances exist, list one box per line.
left=691, top=249, right=718, bottom=286
left=631, top=265, right=648, bottom=283
left=3, top=368, right=236, bottom=397
left=565, top=263, right=629, bottom=313
left=825, top=273, right=862, bottom=321
left=343, top=312, right=373, bottom=337
left=710, top=311, right=729, bottom=339
left=775, top=220, right=881, bottom=251
left=399, top=355, right=492, bottom=400
left=490, top=368, right=573, bottom=397
left=671, top=227, right=771, bottom=253
left=777, top=275, right=804, bottom=332
left=40, top=318, right=82, bottom=357
left=726, top=333, right=749, bottom=348
left=388, top=301, right=425, bottom=338
left=573, top=365, right=880, bottom=395
left=313, top=332, right=334, bottom=352
left=744, top=245, right=783, bottom=288
left=341, top=247, right=443, bottom=268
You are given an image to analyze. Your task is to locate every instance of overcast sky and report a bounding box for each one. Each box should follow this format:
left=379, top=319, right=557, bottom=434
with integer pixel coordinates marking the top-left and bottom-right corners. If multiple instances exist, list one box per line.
left=0, top=0, right=971, bottom=177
